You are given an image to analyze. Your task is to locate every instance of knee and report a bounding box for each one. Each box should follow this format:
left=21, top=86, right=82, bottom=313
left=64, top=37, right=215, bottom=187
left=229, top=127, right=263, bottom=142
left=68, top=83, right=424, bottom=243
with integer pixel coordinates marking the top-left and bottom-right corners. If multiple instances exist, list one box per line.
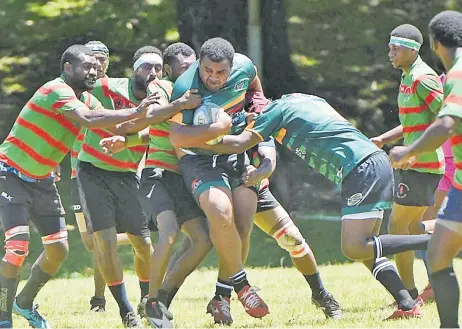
left=3, top=226, right=30, bottom=267
left=200, top=192, right=233, bottom=224
left=46, top=240, right=69, bottom=264
left=409, top=221, right=425, bottom=235
left=81, top=233, right=95, bottom=252
left=273, top=221, right=310, bottom=258
left=189, top=233, right=213, bottom=252
left=341, top=239, right=367, bottom=261
left=132, top=236, right=153, bottom=254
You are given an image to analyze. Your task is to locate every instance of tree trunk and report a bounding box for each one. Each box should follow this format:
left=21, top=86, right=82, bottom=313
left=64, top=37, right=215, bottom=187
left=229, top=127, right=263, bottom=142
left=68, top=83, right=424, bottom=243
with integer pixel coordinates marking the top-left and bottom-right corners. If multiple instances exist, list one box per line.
left=260, top=0, right=308, bottom=98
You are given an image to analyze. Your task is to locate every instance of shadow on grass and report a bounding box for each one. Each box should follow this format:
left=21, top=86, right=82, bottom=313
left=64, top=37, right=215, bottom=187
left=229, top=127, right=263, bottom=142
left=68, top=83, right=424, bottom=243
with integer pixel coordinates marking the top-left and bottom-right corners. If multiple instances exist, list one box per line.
left=22, top=218, right=350, bottom=279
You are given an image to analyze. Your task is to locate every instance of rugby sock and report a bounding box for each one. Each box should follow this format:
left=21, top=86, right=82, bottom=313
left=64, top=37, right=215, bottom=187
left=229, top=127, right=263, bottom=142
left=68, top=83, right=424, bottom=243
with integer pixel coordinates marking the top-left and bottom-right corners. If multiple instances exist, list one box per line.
left=139, top=279, right=149, bottom=299
left=372, top=234, right=430, bottom=259
left=214, top=279, right=233, bottom=300
left=431, top=267, right=460, bottom=329
left=230, top=270, right=249, bottom=293
left=371, top=258, right=414, bottom=311
left=166, top=287, right=180, bottom=308
left=303, top=272, right=326, bottom=296
left=0, top=274, right=19, bottom=322
left=108, top=281, right=133, bottom=318
left=408, top=287, right=419, bottom=300
left=157, top=289, right=169, bottom=306
left=15, top=264, right=51, bottom=310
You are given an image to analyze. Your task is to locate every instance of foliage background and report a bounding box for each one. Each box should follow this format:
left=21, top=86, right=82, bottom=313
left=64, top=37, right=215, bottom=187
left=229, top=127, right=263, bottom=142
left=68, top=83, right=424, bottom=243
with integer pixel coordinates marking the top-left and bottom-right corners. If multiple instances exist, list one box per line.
left=1, top=0, right=460, bottom=218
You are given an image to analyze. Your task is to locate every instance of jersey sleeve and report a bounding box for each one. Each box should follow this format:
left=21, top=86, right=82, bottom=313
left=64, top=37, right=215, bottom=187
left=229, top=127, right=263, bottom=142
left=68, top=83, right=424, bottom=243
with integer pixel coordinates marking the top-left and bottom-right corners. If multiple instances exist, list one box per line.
left=439, top=74, right=462, bottom=120
left=169, top=109, right=195, bottom=126
left=148, top=80, right=173, bottom=102
left=416, top=75, right=444, bottom=114
left=245, top=107, right=282, bottom=141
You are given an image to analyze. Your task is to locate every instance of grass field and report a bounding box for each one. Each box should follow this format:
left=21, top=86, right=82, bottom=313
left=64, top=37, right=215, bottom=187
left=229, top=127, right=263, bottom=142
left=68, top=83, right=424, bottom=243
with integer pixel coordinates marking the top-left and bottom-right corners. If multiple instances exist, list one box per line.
left=13, top=261, right=457, bottom=328
left=14, top=217, right=458, bottom=328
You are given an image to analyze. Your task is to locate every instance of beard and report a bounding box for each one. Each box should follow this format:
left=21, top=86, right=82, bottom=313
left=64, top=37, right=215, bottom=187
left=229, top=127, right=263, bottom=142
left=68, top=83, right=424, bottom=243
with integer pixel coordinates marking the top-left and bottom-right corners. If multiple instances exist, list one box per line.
left=133, top=75, right=152, bottom=92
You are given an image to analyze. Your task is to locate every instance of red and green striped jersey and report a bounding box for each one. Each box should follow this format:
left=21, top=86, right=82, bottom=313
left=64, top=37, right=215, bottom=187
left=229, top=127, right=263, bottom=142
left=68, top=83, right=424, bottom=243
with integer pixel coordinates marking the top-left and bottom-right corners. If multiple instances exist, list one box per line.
left=398, top=56, right=445, bottom=174
left=70, top=128, right=85, bottom=178
left=145, top=79, right=178, bottom=172
left=170, top=53, right=257, bottom=155
left=0, top=77, right=101, bottom=179
left=78, top=77, right=147, bottom=172
left=438, top=54, right=462, bottom=190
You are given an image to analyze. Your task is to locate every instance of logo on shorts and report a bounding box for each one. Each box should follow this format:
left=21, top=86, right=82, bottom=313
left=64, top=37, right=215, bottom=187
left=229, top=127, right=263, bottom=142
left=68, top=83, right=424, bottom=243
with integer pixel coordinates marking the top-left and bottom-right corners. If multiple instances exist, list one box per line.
left=397, top=183, right=409, bottom=199
left=73, top=205, right=82, bottom=211
left=347, top=192, right=363, bottom=206
left=295, top=147, right=306, bottom=160
left=1, top=192, right=12, bottom=201
left=191, top=179, right=203, bottom=194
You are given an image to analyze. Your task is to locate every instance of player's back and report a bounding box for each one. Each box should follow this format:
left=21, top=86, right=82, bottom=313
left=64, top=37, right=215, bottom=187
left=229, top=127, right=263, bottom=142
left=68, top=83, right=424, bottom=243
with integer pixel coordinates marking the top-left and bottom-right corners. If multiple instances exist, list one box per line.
left=270, top=94, right=381, bottom=183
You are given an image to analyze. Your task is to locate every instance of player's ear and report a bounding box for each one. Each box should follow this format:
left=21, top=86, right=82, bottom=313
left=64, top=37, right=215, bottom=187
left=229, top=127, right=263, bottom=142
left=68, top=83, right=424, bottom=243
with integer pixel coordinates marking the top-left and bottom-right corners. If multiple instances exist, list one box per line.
left=63, top=62, right=72, bottom=74
left=163, top=64, right=172, bottom=78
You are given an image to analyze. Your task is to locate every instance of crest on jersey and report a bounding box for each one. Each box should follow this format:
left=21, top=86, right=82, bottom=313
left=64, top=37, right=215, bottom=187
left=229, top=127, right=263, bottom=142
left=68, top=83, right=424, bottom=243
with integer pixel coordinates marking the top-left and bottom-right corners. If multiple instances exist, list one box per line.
left=347, top=192, right=363, bottom=206
left=234, top=78, right=250, bottom=92
left=396, top=183, right=409, bottom=199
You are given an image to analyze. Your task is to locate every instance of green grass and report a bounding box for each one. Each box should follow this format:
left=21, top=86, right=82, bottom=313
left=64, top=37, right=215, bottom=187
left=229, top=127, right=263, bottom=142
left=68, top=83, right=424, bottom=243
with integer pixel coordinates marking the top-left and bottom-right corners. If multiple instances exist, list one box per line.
left=16, top=216, right=459, bottom=327
left=13, top=260, right=458, bottom=328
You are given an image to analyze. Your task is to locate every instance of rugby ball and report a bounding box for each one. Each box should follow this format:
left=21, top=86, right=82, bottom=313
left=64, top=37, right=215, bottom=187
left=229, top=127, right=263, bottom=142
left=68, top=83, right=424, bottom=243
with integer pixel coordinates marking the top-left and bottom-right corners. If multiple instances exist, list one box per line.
left=193, top=102, right=224, bottom=145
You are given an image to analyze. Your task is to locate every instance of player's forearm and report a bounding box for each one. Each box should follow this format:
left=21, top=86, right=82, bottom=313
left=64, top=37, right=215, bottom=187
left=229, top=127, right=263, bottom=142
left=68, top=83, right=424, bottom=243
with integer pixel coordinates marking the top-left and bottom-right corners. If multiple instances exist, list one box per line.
left=199, top=133, right=257, bottom=155
left=255, top=158, right=275, bottom=181
left=407, top=117, right=457, bottom=157
left=113, top=118, right=150, bottom=135
left=81, top=108, right=142, bottom=128
left=126, top=128, right=150, bottom=146
left=170, top=122, right=230, bottom=148
left=380, top=125, right=403, bottom=144
left=146, top=99, right=186, bottom=125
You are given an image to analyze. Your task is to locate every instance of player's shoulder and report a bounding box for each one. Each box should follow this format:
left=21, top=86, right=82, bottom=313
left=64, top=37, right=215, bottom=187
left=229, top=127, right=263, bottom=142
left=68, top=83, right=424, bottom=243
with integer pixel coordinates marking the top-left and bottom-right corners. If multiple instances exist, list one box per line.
left=148, top=79, right=174, bottom=100
left=232, top=53, right=255, bottom=75
left=39, top=77, right=75, bottom=96
left=446, top=59, right=462, bottom=83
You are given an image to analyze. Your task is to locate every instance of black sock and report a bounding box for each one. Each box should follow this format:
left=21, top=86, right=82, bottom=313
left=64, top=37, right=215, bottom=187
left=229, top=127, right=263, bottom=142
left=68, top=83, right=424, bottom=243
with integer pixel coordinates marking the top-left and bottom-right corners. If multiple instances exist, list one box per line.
left=408, top=287, right=419, bottom=300
left=108, top=282, right=133, bottom=318
left=372, top=234, right=430, bottom=258
left=371, top=257, right=414, bottom=311
left=214, top=278, right=233, bottom=299
left=145, top=297, right=162, bottom=318
left=303, top=272, right=326, bottom=296
left=157, top=289, right=169, bottom=306
left=139, top=280, right=149, bottom=300
left=0, top=274, right=19, bottom=322
left=166, top=287, right=179, bottom=308
left=431, top=267, right=460, bottom=328
left=16, top=264, right=51, bottom=310
left=230, top=270, right=249, bottom=294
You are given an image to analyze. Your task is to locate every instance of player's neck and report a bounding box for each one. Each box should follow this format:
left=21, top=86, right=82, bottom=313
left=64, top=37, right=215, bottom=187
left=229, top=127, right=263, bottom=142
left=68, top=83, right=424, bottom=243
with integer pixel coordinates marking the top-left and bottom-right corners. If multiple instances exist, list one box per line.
left=61, top=74, right=84, bottom=98
left=443, top=48, right=462, bottom=71
left=401, top=55, right=418, bottom=75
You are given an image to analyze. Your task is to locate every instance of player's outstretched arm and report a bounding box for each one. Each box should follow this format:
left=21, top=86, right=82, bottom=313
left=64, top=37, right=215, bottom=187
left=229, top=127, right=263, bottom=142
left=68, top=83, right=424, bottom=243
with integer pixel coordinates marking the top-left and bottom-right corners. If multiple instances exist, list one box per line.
left=371, top=125, right=403, bottom=148
left=390, top=115, right=458, bottom=167
left=64, top=93, right=159, bottom=128
left=199, top=130, right=262, bottom=155
left=169, top=111, right=232, bottom=148
left=99, top=127, right=150, bottom=155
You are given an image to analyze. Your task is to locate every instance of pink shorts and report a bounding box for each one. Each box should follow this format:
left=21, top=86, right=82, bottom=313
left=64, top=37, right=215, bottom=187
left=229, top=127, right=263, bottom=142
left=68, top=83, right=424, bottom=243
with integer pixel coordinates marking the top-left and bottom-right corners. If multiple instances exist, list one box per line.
left=438, top=157, right=456, bottom=192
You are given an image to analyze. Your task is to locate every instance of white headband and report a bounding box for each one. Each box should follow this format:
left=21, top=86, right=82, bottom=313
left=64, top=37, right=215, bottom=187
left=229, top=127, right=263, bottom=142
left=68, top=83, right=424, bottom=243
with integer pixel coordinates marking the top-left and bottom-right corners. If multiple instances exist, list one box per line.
left=133, top=53, right=163, bottom=71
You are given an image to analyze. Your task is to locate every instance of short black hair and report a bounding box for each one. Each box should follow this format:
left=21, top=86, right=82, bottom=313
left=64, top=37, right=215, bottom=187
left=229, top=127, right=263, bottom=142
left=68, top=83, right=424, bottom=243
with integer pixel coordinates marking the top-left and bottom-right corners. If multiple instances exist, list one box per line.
left=60, top=44, right=94, bottom=72
left=133, top=46, right=162, bottom=64
left=199, top=37, right=234, bottom=63
left=390, top=24, right=423, bottom=45
left=429, top=10, right=462, bottom=48
left=163, top=42, right=195, bottom=66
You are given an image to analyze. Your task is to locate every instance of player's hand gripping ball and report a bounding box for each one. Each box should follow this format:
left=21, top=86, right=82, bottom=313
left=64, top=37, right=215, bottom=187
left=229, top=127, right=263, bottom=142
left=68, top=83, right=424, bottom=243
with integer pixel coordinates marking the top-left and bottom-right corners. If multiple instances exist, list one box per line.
left=193, top=102, right=225, bottom=145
